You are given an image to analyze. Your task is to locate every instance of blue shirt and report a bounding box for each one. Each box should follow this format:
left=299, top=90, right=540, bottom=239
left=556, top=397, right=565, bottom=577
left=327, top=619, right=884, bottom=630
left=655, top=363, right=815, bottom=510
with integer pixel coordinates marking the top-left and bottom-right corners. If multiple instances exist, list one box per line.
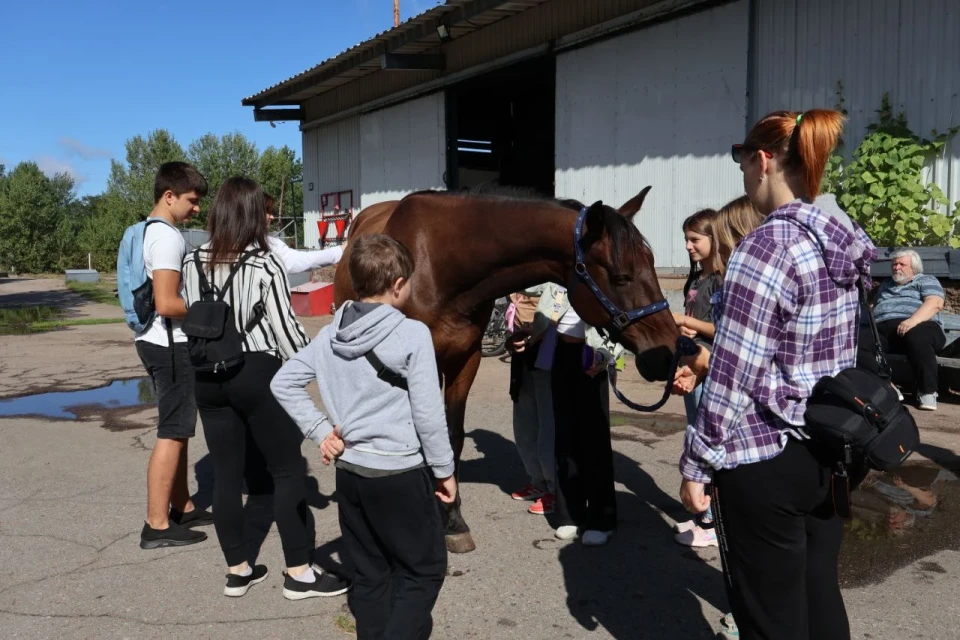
left=873, top=274, right=945, bottom=327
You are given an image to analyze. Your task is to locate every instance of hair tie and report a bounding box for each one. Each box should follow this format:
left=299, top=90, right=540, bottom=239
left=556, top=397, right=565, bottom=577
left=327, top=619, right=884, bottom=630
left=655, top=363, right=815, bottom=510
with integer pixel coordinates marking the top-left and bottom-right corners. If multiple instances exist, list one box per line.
left=796, top=113, right=803, bottom=125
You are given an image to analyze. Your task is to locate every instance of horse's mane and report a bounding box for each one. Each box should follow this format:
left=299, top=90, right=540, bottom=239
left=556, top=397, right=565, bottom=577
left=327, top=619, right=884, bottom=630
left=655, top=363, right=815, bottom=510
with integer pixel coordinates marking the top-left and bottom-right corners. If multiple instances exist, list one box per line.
left=406, top=186, right=648, bottom=271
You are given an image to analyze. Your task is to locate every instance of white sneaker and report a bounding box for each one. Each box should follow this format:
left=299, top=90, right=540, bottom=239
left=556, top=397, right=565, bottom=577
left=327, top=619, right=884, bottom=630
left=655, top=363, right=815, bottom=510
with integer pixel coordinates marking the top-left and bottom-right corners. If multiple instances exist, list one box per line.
left=673, top=518, right=698, bottom=533
left=918, top=393, right=937, bottom=411
left=581, top=530, right=614, bottom=546
left=555, top=525, right=578, bottom=540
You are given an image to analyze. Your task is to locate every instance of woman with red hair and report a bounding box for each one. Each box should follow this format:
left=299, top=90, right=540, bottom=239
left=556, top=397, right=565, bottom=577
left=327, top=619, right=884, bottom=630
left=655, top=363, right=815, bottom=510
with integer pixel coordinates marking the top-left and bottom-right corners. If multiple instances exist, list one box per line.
left=678, top=110, right=876, bottom=640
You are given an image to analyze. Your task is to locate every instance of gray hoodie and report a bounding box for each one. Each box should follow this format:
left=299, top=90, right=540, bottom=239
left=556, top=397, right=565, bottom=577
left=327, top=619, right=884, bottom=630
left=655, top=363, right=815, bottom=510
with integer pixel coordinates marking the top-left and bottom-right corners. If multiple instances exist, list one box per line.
left=270, top=302, right=455, bottom=478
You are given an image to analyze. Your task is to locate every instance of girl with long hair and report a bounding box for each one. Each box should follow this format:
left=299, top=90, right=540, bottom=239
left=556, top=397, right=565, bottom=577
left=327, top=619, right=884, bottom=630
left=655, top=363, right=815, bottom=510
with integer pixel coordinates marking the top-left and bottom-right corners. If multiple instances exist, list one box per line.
left=677, top=110, right=876, bottom=639
left=182, top=177, right=349, bottom=600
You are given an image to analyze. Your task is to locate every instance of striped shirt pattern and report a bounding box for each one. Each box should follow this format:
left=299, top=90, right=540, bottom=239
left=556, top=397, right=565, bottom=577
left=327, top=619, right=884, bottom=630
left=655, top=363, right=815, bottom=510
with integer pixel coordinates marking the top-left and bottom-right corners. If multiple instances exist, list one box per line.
left=680, top=201, right=875, bottom=483
left=181, top=244, right=310, bottom=361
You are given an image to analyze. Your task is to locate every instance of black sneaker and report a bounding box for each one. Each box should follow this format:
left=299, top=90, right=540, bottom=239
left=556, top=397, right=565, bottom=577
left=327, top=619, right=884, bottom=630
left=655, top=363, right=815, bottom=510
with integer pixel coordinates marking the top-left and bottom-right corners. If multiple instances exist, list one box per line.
left=282, top=569, right=351, bottom=600
left=224, top=565, right=269, bottom=597
left=139, top=521, right=207, bottom=549
left=170, top=507, right=214, bottom=528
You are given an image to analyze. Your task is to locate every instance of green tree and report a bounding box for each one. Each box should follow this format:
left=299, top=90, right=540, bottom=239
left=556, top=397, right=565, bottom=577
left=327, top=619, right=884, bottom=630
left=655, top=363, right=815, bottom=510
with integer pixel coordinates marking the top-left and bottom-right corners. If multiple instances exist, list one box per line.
left=258, top=145, right=303, bottom=217
left=0, top=162, right=75, bottom=273
left=83, top=130, right=187, bottom=258
left=187, top=131, right=260, bottom=199
left=258, top=145, right=304, bottom=245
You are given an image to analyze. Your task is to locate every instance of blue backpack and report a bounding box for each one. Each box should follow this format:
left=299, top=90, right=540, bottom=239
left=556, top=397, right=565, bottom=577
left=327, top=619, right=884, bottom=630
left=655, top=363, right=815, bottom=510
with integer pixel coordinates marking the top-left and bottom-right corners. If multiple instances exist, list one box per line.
left=117, top=218, right=176, bottom=333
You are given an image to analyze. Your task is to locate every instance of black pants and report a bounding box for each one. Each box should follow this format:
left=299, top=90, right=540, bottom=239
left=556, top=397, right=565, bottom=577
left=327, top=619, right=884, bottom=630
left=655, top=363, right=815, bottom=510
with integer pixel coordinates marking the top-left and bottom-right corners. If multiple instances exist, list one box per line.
left=337, top=467, right=446, bottom=640
left=857, top=319, right=945, bottom=394
left=195, top=353, right=310, bottom=568
left=551, top=341, right=617, bottom=532
left=243, top=427, right=275, bottom=496
left=712, top=439, right=849, bottom=640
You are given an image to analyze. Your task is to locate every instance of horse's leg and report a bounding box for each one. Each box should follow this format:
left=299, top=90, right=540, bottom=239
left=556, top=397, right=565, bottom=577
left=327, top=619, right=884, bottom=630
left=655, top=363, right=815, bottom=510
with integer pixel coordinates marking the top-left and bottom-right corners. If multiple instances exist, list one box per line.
left=442, top=347, right=483, bottom=554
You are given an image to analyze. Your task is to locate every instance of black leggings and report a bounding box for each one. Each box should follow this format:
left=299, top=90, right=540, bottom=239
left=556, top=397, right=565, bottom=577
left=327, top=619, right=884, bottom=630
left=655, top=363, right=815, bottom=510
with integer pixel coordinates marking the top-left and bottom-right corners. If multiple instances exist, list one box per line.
left=712, top=439, right=849, bottom=640
left=551, top=341, right=617, bottom=532
left=195, top=352, right=310, bottom=568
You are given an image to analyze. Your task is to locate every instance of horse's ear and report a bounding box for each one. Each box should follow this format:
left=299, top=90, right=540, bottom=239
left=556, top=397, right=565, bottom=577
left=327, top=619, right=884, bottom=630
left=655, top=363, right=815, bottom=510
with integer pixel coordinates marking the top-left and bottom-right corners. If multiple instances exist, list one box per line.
left=618, top=186, right=652, bottom=218
left=585, top=200, right=606, bottom=238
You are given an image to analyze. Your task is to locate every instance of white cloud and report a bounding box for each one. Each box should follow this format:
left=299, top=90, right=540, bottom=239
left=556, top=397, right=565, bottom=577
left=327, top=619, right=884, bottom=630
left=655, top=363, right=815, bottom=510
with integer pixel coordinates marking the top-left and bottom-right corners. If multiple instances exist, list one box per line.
left=36, top=155, right=87, bottom=185
left=58, top=136, right=112, bottom=160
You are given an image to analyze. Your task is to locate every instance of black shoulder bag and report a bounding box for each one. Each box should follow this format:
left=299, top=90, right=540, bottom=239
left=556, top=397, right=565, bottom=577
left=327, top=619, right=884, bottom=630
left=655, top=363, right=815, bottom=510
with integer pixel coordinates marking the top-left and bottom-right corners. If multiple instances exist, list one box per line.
left=803, top=277, right=920, bottom=515
left=182, top=249, right=265, bottom=373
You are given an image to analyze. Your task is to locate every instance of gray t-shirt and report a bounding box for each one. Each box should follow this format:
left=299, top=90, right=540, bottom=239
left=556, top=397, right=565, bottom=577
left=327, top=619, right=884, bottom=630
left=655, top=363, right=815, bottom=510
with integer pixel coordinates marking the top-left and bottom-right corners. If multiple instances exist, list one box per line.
left=873, top=274, right=945, bottom=327
left=684, top=271, right=722, bottom=347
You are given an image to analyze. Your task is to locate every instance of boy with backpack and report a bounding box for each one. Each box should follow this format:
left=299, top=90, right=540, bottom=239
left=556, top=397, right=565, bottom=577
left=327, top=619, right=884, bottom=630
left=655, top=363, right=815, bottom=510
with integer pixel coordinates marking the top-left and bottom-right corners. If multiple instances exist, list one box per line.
left=271, top=234, right=455, bottom=640
left=117, top=161, right=211, bottom=549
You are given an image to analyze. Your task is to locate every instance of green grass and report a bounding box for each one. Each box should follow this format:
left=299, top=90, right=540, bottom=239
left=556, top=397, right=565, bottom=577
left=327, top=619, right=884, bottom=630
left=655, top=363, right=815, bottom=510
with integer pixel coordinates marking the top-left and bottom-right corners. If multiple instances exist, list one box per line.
left=333, top=614, right=357, bottom=635
left=67, top=281, right=120, bottom=306
left=0, top=306, right=124, bottom=335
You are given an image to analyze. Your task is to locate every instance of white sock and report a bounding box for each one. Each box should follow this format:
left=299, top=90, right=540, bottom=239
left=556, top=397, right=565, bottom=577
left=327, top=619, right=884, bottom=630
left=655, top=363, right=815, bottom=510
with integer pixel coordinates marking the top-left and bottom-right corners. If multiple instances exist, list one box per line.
left=230, top=565, right=252, bottom=577
left=292, top=567, right=316, bottom=583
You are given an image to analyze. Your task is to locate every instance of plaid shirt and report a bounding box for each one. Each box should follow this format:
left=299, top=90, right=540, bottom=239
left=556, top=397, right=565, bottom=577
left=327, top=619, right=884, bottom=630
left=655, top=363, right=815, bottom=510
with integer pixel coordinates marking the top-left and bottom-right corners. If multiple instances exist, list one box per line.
left=680, top=200, right=875, bottom=483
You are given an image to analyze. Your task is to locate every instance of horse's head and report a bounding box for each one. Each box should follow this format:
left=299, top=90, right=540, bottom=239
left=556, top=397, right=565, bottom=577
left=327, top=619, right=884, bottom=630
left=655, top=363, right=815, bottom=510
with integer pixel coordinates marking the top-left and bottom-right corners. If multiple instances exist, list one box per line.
left=567, top=187, right=679, bottom=381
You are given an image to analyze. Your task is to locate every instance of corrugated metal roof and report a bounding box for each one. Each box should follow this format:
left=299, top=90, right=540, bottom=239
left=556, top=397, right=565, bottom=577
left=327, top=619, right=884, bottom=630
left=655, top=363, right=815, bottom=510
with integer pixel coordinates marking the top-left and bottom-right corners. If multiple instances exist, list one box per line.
left=243, top=0, right=549, bottom=108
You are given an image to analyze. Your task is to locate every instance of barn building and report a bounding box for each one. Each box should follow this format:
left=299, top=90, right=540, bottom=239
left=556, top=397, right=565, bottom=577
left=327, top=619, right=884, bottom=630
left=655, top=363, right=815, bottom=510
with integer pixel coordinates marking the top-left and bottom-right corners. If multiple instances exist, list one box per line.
left=243, top=0, right=960, bottom=273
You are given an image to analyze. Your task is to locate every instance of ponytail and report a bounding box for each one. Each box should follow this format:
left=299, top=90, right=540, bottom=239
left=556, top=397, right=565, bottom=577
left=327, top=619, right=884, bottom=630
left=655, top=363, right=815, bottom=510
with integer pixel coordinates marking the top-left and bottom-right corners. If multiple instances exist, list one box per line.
left=743, top=109, right=846, bottom=200
left=791, top=109, right=845, bottom=199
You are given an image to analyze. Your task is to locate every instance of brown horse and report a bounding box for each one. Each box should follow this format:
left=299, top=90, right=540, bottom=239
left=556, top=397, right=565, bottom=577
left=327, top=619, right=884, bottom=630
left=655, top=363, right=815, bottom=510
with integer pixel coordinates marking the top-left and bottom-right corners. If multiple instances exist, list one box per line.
left=334, top=188, right=679, bottom=553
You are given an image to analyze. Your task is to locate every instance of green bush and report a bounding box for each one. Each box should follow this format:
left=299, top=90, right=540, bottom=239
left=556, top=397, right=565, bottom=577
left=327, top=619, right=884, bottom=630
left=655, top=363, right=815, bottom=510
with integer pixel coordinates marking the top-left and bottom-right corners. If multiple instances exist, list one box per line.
left=822, top=91, right=959, bottom=247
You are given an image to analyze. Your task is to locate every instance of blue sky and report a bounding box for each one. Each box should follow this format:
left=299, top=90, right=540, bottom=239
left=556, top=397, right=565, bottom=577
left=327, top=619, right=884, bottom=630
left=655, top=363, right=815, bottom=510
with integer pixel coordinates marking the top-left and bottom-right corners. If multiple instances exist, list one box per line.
left=0, top=0, right=443, bottom=196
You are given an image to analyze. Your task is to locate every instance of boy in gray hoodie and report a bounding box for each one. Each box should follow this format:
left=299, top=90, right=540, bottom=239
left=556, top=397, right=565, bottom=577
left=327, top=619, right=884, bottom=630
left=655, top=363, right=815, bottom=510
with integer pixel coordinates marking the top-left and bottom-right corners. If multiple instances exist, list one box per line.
left=271, top=233, right=455, bottom=640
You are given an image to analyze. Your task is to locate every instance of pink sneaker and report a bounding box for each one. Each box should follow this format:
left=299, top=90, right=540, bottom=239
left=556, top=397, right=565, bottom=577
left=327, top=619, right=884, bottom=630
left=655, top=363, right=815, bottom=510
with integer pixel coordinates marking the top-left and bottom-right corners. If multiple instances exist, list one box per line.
left=528, top=494, right=554, bottom=515
left=675, top=525, right=718, bottom=548
left=511, top=483, right=545, bottom=501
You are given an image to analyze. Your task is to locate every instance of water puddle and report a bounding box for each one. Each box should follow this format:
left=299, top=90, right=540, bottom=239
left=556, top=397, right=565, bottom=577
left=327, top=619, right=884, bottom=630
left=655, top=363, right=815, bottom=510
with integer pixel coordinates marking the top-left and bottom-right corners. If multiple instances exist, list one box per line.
left=0, top=378, right=156, bottom=425
left=839, top=463, right=960, bottom=587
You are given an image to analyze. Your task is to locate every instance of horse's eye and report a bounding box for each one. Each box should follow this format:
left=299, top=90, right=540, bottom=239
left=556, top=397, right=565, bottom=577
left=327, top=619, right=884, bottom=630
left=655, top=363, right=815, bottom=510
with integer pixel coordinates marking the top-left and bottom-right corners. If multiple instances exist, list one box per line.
left=611, top=274, right=632, bottom=287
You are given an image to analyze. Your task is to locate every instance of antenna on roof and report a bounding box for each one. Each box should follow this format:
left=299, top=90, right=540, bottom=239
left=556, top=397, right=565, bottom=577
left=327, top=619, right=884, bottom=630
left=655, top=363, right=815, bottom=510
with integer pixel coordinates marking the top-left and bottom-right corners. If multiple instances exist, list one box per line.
left=394, top=0, right=400, bottom=27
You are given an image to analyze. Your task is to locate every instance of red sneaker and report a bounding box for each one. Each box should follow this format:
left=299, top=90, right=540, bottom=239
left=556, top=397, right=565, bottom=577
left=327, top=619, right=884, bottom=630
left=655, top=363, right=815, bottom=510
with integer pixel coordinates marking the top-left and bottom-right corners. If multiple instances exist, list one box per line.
left=511, top=483, right=545, bottom=501
left=528, top=493, right=555, bottom=515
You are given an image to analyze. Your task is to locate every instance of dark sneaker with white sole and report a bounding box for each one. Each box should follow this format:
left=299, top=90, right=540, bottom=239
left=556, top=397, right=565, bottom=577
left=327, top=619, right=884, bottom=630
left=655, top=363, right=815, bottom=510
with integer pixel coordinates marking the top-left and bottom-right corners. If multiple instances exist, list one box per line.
left=224, top=565, right=269, bottom=597
left=282, top=569, right=351, bottom=600
left=140, top=521, right=207, bottom=549
left=170, top=507, right=214, bottom=528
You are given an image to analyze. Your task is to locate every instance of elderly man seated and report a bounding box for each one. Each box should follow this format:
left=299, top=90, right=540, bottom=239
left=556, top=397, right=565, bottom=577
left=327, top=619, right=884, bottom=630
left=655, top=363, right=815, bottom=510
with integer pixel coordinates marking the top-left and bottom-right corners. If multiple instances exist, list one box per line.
left=858, top=249, right=946, bottom=410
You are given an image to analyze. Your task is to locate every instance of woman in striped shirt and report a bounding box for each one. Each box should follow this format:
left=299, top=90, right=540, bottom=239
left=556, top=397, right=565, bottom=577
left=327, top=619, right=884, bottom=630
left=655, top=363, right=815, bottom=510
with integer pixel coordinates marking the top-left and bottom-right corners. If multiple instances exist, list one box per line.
left=677, top=111, right=875, bottom=640
left=182, top=177, right=348, bottom=600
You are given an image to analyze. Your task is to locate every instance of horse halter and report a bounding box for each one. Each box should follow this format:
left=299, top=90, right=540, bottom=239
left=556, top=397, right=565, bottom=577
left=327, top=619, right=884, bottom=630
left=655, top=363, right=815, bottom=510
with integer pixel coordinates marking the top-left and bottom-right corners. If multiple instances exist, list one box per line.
left=571, top=205, right=699, bottom=413
left=572, top=206, right=670, bottom=330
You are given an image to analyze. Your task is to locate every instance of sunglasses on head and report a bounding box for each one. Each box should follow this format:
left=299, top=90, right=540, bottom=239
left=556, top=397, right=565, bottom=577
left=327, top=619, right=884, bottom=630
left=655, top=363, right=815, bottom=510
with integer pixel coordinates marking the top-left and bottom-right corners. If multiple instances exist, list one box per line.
left=731, top=144, right=774, bottom=163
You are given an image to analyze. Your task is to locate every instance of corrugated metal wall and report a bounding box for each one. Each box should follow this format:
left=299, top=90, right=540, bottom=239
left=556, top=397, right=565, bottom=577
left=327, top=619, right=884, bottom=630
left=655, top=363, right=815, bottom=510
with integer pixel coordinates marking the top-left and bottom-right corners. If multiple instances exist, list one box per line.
left=752, top=0, right=960, bottom=207
left=556, top=0, right=749, bottom=269
left=359, top=93, right=446, bottom=209
left=302, top=117, right=361, bottom=248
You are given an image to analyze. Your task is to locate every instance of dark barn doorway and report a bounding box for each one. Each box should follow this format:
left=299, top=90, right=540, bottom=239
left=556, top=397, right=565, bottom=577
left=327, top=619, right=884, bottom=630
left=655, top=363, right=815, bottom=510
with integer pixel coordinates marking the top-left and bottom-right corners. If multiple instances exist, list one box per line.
left=445, top=56, right=556, bottom=196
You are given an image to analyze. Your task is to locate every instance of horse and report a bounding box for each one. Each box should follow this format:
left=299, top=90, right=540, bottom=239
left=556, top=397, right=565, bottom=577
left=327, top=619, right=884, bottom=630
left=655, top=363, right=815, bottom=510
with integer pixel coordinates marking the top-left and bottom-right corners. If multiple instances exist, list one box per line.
left=334, top=187, right=680, bottom=553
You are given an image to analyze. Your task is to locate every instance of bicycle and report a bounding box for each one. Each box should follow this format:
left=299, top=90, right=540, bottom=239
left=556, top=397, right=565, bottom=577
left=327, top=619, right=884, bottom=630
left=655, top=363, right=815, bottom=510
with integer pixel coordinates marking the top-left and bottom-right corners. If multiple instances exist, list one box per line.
left=481, top=297, right=510, bottom=357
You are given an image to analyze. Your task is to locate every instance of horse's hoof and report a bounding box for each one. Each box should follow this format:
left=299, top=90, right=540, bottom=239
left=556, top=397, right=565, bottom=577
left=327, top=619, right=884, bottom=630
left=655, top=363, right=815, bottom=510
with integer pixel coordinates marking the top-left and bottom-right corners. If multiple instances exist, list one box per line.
left=445, top=532, right=476, bottom=554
